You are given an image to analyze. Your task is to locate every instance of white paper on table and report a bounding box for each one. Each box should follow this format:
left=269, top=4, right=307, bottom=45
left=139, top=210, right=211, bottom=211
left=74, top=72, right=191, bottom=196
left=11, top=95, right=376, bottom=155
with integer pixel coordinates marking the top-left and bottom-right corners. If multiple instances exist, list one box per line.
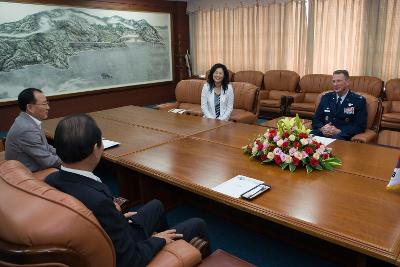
left=313, top=136, right=336, bottom=146
left=102, top=138, right=120, bottom=149
left=168, top=108, right=186, bottom=114
left=212, top=175, right=264, bottom=198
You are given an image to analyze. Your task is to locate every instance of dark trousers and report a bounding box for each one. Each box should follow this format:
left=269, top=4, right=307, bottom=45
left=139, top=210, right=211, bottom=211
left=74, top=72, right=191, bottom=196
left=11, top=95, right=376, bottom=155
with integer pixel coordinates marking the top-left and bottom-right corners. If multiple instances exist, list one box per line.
left=132, top=199, right=209, bottom=243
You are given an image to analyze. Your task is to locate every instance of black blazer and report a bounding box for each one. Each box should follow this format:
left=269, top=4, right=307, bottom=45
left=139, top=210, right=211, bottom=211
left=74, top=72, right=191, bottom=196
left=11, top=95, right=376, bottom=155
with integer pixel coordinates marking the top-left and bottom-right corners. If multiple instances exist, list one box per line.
left=45, top=170, right=165, bottom=267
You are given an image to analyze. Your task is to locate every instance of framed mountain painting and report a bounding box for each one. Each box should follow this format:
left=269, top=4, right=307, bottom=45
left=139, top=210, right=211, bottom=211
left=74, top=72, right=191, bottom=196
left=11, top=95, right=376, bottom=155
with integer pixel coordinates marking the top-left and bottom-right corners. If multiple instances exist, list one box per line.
left=0, top=1, right=172, bottom=101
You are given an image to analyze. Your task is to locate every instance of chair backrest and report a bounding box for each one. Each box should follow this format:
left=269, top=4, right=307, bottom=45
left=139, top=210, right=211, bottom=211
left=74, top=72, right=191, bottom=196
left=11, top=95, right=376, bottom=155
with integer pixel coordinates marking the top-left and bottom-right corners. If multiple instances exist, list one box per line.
left=385, top=79, right=400, bottom=113
left=299, top=74, right=332, bottom=103
left=315, top=91, right=381, bottom=130
left=233, top=71, right=264, bottom=88
left=263, top=70, right=300, bottom=93
left=0, top=160, right=115, bottom=267
left=349, top=76, right=383, bottom=98
left=231, top=82, right=259, bottom=113
left=175, top=79, right=206, bottom=105
left=205, top=69, right=234, bottom=82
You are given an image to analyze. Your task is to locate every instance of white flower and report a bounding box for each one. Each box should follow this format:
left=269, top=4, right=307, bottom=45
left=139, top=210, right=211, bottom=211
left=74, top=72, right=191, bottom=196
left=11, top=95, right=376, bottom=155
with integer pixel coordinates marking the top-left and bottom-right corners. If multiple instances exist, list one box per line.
left=277, top=139, right=284, bottom=147
left=267, top=152, right=274, bottom=159
left=294, top=151, right=303, bottom=160
left=289, top=134, right=296, bottom=141
left=313, top=152, right=320, bottom=160
left=273, top=147, right=282, bottom=155
left=280, top=153, right=287, bottom=162
left=285, top=155, right=293, bottom=164
left=252, top=145, right=258, bottom=155
left=319, top=145, right=326, bottom=151
left=300, top=138, right=308, bottom=146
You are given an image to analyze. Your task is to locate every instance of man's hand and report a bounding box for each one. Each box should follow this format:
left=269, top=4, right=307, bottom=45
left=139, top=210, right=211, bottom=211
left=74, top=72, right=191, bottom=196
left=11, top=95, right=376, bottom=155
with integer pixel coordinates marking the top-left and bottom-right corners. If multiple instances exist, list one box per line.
left=153, top=229, right=183, bottom=244
left=320, top=123, right=341, bottom=137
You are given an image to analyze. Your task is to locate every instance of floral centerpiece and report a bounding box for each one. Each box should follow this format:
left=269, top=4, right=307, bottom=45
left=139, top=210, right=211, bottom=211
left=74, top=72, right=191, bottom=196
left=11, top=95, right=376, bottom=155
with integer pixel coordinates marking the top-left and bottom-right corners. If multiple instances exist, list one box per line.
left=242, top=115, right=342, bottom=173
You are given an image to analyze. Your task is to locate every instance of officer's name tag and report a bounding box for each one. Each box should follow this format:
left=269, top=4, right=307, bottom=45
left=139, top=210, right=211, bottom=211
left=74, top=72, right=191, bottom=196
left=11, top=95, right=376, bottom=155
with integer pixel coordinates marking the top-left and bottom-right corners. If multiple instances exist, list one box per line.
left=344, top=107, right=355, bottom=114
left=324, top=109, right=330, bottom=113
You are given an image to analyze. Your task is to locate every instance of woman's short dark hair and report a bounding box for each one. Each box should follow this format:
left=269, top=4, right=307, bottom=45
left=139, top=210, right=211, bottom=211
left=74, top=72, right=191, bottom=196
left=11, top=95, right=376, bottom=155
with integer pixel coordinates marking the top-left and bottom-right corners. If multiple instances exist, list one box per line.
left=54, top=114, right=102, bottom=163
left=18, top=88, right=42, bottom=111
left=207, top=63, right=230, bottom=92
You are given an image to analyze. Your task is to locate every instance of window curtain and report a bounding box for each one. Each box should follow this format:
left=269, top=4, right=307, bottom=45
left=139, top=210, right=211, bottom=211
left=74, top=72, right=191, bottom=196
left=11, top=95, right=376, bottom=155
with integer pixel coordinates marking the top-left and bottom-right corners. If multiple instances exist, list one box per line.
left=189, top=1, right=307, bottom=75
left=305, top=0, right=400, bottom=80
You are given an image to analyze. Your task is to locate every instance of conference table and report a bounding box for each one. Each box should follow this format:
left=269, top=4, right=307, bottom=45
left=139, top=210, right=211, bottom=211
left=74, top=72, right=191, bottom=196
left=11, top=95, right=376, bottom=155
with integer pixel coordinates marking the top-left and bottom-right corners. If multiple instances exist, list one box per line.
left=42, top=106, right=400, bottom=266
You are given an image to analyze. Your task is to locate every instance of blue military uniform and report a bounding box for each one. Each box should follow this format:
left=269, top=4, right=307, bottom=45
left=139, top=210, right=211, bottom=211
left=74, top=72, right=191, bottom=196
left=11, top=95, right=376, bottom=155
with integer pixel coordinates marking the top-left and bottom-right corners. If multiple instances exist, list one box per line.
left=312, top=90, right=367, bottom=140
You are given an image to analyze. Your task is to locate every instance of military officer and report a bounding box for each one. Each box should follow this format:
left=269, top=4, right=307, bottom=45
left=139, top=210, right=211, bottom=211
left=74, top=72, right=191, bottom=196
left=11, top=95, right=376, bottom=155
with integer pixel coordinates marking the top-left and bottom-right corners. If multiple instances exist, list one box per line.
left=312, top=70, right=367, bottom=140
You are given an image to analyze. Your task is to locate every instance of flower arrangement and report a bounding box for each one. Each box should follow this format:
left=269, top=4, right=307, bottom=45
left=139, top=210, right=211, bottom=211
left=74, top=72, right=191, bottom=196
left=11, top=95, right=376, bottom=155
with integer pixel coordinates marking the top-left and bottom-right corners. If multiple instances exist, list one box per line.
left=242, top=115, right=342, bottom=173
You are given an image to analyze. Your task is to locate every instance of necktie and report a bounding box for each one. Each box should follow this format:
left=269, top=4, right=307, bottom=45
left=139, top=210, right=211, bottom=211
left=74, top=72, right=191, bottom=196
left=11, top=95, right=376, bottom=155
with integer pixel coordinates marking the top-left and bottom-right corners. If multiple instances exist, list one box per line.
left=336, top=97, right=341, bottom=112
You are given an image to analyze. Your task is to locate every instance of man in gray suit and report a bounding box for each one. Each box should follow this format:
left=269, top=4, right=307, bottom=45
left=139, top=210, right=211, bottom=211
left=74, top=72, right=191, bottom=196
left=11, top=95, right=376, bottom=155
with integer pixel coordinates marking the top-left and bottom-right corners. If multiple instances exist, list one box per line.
left=5, top=88, right=61, bottom=172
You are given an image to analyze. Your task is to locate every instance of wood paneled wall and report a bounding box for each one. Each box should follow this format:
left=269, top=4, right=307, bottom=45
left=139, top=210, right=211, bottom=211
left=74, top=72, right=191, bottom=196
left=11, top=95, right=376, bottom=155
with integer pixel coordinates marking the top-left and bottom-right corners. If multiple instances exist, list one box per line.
left=0, top=0, right=189, bottom=131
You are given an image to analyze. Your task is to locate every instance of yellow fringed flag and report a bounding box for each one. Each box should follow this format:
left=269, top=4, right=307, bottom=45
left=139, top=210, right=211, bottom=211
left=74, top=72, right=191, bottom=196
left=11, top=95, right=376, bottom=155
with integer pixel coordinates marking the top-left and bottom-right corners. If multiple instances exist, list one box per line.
left=387, top=157, right=400, bottom=190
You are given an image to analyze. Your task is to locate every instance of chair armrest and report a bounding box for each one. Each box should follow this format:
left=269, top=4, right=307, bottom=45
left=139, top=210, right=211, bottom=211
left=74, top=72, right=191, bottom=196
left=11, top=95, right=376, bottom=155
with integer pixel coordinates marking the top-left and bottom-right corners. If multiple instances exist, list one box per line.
left=147, top=240, right=202, bottom=267
left=259, top=90, right=269, bottom=100
left=230, top=112, right=257, bottom=124
left=382, top=101, right=391, bottom=113
left=351, top=130, right=378, bottom=143
left=33, top=168, right=58, bottom=181
left=156, top=102, right=179, bottom=111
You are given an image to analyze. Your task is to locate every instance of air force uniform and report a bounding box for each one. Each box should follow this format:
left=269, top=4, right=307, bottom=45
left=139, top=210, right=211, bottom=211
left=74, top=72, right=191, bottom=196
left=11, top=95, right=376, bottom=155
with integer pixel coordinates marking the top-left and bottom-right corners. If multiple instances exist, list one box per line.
left=312, top=90, right=367, bottom=140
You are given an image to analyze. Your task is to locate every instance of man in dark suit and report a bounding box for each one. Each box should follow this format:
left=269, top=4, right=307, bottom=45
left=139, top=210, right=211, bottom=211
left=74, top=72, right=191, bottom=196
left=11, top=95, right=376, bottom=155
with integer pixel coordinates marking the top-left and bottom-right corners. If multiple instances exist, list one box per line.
left=312, top=70, right=367, bottom=140
left=45, top=114, right=208, bottom=267
left=5, top=88, right=61, bottom=171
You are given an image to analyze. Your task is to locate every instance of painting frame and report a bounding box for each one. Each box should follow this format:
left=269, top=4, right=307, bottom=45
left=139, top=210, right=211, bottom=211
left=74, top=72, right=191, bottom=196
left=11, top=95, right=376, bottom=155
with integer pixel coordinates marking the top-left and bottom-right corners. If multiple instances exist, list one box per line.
left=0, top=0, right=174, bottom=104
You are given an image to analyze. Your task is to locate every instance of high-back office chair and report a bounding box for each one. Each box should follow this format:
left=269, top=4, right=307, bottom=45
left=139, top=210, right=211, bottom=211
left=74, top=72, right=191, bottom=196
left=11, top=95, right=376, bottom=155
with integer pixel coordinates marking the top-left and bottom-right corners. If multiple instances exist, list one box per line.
left=382, top=79, right=400, bottom=130
left=230, top=82, right=260, bottom=124
left=260, top=70, right=300, bottom=116
left=314, top=92, right=382, bottom=143
left=0, top=160, right=202, bottom=267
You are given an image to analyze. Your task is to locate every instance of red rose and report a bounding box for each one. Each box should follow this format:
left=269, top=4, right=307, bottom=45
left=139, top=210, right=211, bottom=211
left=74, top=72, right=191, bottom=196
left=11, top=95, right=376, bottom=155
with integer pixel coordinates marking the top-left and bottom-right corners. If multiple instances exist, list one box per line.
left=299, top=132, right=308, bottom=139
left=257, top=142, right=263, bottom=151
left=282, top=131, right=289, bottom=138
left=323, top=153, right=329, bottom=159
left=293, top=141, right=300, bottom=148
left=304, top=146, right=314, bottom=155
left=274, top=155, right=282, bottom=165
left=293, top=157, right=300, bottom=166
left=310, top=157, right=319, bottom=166
left=312, top=141, right=320, bottom=148
left=281, top=141, right=289, bottom=148
left=260, top=154, right=268, bottom=161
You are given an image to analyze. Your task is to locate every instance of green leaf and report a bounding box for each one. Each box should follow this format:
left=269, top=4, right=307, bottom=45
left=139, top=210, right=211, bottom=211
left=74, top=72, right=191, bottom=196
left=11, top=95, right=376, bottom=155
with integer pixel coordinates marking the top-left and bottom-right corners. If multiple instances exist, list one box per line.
left=289, top=163, right=296, bottom=172
left=320, top=161, right=334, bottom=171
left=314, top=164, right=323, bottom=171
left=281, top=162, right=289, bottom=170
left=306, top=164, right=313, bottom=173
left=262, top=158, right=273, bottom=164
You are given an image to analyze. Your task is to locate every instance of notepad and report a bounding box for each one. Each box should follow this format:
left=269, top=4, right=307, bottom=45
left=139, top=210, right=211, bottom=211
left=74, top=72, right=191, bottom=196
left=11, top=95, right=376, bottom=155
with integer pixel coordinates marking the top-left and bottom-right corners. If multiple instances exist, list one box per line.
left=102, top=138, right=120, bottom=149
left=168, top=108, right=187, bottom=114
left=212, top=175, right=264, bottom=198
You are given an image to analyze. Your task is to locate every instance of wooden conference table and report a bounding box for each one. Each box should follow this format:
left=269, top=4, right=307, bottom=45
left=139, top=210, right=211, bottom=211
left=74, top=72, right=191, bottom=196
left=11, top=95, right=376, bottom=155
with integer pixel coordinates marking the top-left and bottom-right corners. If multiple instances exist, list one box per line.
left=42, top=106, right=400, bottom=266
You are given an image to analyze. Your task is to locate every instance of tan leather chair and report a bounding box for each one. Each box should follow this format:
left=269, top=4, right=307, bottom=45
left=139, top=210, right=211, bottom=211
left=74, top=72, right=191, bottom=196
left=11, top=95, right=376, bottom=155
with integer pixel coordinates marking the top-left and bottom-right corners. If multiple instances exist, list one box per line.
left=289, top=74, right=332, bottom=118
left=157, top=79, right=206, bottom=115
left=230, top=82, right=260, bottom=124
left=0, top=160, right=202, bottom=267
left=314, top=92, right=382, bottom=143
left=233, top=70, right=264, bottom=89
left=381, top=79, right=400, bottom=130
left=259, top=70, right=300, bottom=116
left=349, top=76, right=384, bottom=98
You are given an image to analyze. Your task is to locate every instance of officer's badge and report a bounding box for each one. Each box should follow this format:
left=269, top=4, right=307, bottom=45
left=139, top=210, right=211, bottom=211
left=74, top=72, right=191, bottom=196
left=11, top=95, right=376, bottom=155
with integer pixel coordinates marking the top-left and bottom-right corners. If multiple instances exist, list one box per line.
left=344, top=107, right=355, bottom=114
left=325, top=115, right=329, bottom=121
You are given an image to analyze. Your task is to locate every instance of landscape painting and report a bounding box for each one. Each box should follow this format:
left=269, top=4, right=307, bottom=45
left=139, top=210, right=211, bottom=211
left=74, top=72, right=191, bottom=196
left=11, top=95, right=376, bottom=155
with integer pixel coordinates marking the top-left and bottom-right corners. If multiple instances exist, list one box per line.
left=0, top=1, right=172, bottom=101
